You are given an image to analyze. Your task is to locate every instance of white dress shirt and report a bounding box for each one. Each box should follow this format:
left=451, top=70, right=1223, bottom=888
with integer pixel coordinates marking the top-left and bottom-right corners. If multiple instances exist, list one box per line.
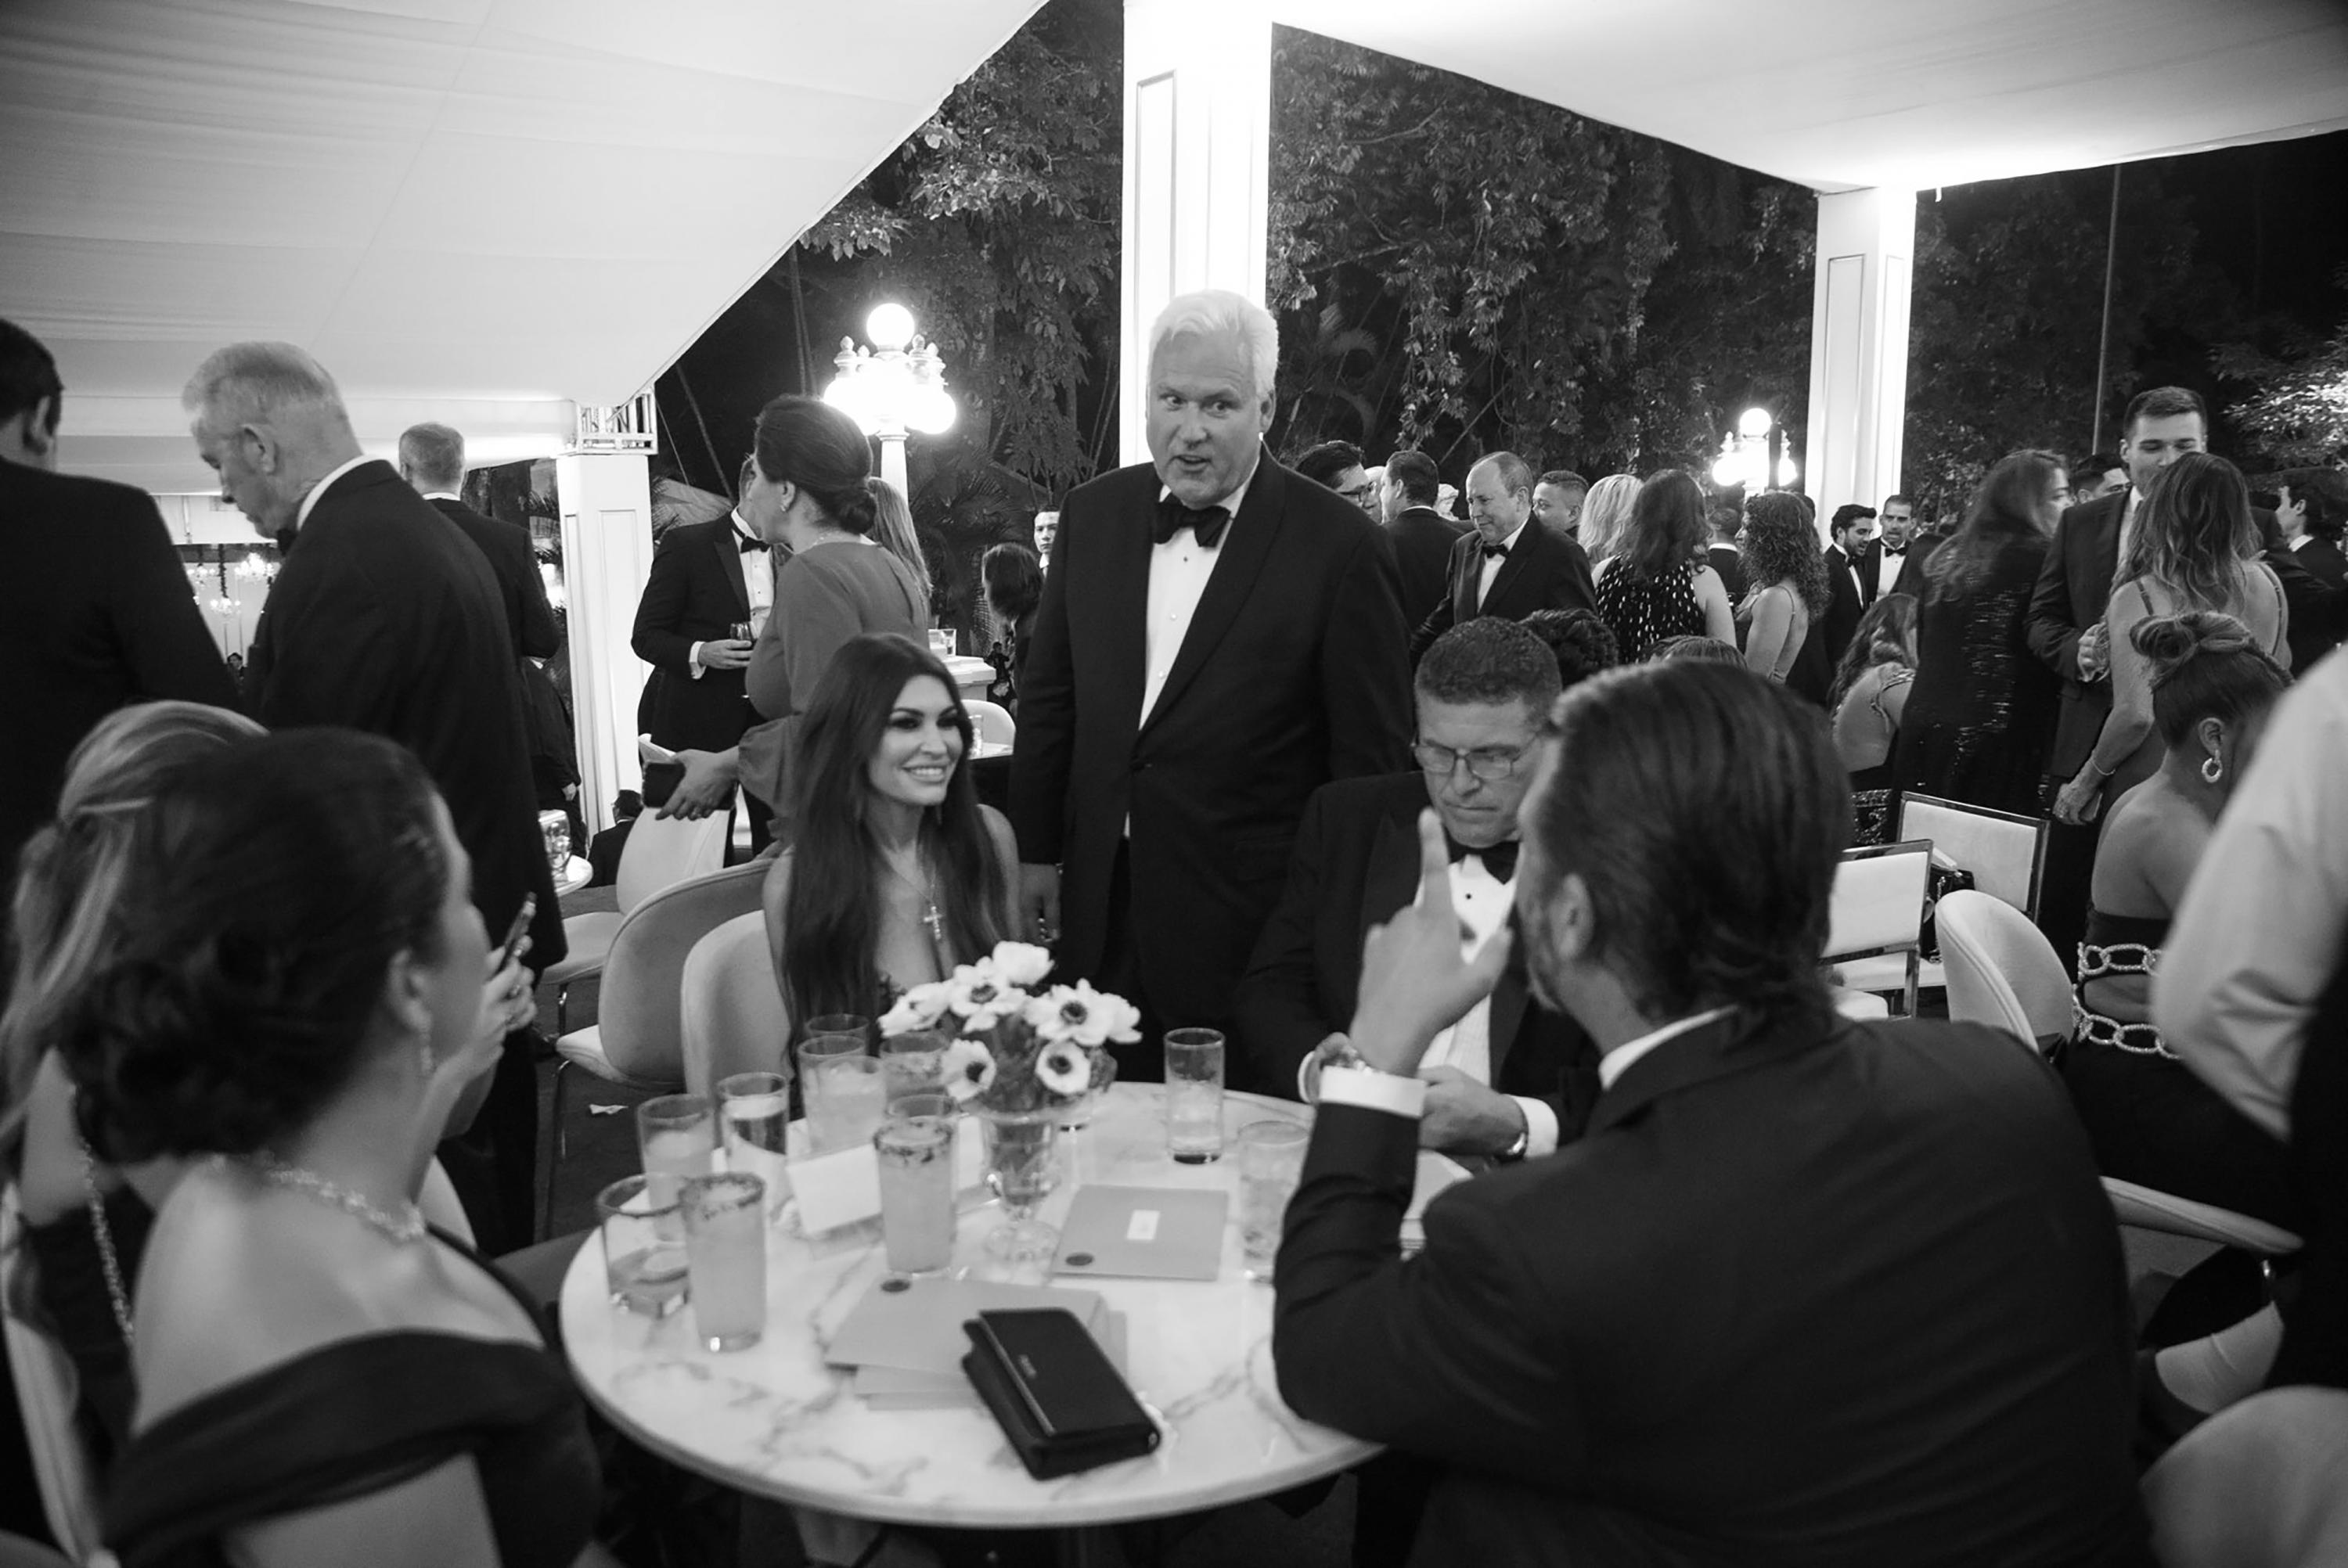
left=1143, top=464, right=1255, bottom=722
left=690, top=509, right=773, bottom=679
left=2156, top=647, right=2348, bottom=1139
left=1475, top=520, right=1529, bottom=610
left=1304, top=848, right=1560, bottom=1156
left=293, top=453, right=375, bottom=533
left=1596, top=1005, right=1735, bottom=1090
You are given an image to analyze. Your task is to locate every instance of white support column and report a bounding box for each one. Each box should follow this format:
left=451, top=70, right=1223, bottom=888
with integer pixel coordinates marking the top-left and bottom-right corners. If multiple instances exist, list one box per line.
left=1803, top=188, right=1915, bottom=530
left=555, top=451, right=654, bottom=836
left=1118, top=0, right=1273, bottom=466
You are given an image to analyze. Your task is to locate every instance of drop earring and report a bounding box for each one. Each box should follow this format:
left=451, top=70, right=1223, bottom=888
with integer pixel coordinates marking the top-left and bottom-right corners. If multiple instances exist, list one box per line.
left=2201, top=754, right=2224, bottom=786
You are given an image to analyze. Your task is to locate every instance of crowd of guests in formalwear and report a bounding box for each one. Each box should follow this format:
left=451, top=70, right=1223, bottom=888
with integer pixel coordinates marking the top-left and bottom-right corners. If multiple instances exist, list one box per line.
left=5, top=276, right=2348, bottom=1568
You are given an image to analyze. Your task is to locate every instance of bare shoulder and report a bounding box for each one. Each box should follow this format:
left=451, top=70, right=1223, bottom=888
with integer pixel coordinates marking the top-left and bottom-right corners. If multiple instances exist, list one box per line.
left=978, top=804, right=1020, bottom=872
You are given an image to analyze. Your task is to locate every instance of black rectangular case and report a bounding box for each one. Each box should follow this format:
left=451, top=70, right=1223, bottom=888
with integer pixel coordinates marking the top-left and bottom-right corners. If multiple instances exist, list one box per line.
left=960, top=1308, right=1161, bottom=1480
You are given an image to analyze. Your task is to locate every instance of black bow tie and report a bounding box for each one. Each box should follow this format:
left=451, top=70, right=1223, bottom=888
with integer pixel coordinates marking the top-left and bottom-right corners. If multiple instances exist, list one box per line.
left=274, top=527, right=297, bottom=555
left=1446, top=835, right=1518, bottom=881
left=1154, top=494, right=1231, bottom=548
left=737, top=534, right=769, bottom=554
left=1481, top=541, right=1511, bottom=560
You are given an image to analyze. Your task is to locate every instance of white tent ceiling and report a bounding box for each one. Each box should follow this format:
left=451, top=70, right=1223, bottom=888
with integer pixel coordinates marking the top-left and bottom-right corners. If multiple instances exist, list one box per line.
left=5, top=0, right=2344, bottom=496
left=1267, top=0, right=2348, bottom=194
left=0, top=0, right=1047, bottom=493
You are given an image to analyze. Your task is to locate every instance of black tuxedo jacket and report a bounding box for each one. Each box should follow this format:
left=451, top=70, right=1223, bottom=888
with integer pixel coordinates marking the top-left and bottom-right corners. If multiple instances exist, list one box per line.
left=1820, top=544, right=1865, bottom=660
left=1410, top=519, right=1597, bottom=661
left=1385, top=505, right=1468, bottom=629
left=1231, top=773, right=1597, bottom=1142
left=0, top=460, right=237, bottom=874
left=428, top=498, right=558, bottom=662
left=2026, top=491, right=2123, bottom=780
left=1704, top=542, right=1747, bottom=602
left=1009, top=451, right=1412, bottom=1035
left=1273, top=1008, right=2153, bottom=1567
left=631, top=515, right=768, bottom=753
left=249, top=461, right=563, bottom=970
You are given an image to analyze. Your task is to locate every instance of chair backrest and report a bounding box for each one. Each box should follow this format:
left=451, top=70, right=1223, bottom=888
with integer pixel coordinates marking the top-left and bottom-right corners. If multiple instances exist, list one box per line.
left=681, top=910, right=791, bottom=1099
left=596, top=861, right=769, bottom=1084
left=1934, top=889, right=2073, bottom=1052
left=0, top=1187, right=102, bottom=1561
left=963, top=699, right=1016, bottom=749
left=1824, top=840, right=1933, bottom=962
left=614, top=807, right=733, bottom=914
left=1896, top=792, right=2049, bottom=916
left=2144, top=1387, right=2348, bottom=1568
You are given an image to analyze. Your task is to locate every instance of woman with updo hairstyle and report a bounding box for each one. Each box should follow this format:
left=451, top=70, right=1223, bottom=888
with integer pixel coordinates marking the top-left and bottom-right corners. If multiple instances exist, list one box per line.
left=2, top=701, right=260, bottom=1462
left=758, top=634, right=1017, bottom=1055
left=2053, top=451, right=2286, bottom=826
left=55, top=728, right=603, bottom=1567
left=665, top=394, right=932, bottom=823
left=1593, top=469, right=1738, bottom=656
left=1735, top=491, right=1830, bottom=682
left=2063, top=612, right=2292, bottom=1221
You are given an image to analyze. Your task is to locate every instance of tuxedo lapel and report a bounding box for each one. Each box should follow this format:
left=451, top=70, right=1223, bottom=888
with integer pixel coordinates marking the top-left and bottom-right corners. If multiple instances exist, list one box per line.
left=715, top=528, right=751, bottom=617
left=2088, top=493, right=2124, bottom=601
left=1481, top=524, right=1537, bottom=611
left=1488, top=955, right=1529, bottom=1074
left=1143, top=451, right=1284, bottom=732
left=1362, top=805, right=1423, bottom=964
left=1097, top=475, right=1156, bottom=736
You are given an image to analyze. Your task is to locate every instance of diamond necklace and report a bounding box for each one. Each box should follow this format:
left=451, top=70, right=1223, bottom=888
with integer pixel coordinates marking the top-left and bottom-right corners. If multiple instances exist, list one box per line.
left=239, top=1156, right=427, bottom=1246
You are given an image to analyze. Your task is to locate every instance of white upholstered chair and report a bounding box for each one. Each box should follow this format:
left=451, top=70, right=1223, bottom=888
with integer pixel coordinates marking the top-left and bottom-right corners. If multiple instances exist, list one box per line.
left=1823, top=840, right=1934, bottom=1016
left=2145, top=1387, right=2348, bottom=1568
left=679, top=910, right=791, bottom=1101
left=1894, top=792, right=2050, bottom=916
left=962, top=699, right=1016, bottom=750
left=538, top=807, right=733, bottom=1034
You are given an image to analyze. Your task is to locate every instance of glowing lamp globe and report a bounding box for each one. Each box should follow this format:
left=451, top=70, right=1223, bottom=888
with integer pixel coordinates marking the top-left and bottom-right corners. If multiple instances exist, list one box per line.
left=866, top=303, right=916, bottom=352
left=1738, top=407, right=1773, bottom=439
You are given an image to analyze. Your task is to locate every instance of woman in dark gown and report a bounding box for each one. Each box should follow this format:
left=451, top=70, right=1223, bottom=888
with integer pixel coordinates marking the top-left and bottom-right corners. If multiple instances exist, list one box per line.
left=52, top=730, right=605, bottom=1568
left=1894, top=450, right=2069, bottom=815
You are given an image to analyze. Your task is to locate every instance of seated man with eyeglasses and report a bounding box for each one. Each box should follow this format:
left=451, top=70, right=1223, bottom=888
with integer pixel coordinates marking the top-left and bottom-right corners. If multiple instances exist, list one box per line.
left=1233, top=617, right=1598, bottom=1161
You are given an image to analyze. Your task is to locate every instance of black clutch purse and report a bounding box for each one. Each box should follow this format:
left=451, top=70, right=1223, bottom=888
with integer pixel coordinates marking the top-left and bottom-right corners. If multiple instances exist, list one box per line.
left=639, top=759, right=683, bottom=810
left=961, top=1309, right=1161, bottom=1480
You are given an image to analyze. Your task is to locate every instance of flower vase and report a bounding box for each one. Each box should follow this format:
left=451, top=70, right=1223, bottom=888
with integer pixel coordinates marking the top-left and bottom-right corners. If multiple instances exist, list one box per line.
left=974, top=1106, right=1061, bottom=1262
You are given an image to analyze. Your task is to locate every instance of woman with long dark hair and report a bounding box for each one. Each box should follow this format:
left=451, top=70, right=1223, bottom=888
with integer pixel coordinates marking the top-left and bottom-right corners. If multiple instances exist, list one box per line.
left=1829, top=593, right=1919, bottom=845
left=981, top=540, right=1043, bottom=695
left=666, top=396, right=931, bottom=822
left=51, top=728, right=603, bottom=1566
left=763, top=634, right=1016, bottom=1029
left=2052, top=452, right=2288, bottom=826
left=1594, top=470, right=1736, bottom=657
left=1735, top=491, right=1829, bottom=682
left=1892, top=450, right=2069, bottom=815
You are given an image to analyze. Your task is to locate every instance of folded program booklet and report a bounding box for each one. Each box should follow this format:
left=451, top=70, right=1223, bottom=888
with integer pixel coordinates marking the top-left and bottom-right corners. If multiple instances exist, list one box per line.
left=825, top=1276, right=1106, bottom=1379
left=852, top=1310, right=1128, bottom=1409
left=1050, top=1186, right=1227, bottom=1282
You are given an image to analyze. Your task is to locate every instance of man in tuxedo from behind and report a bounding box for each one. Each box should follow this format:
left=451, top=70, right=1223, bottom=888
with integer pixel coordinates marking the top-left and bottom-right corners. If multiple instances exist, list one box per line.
left=1377, top=449, right=1466, bottom=631
left=185, top=341, right=562, bottom=1252
left=632, top=459, right=779, bottom=852
left=0, top=318, right=236, bottom=879
left=1010, top=289, right=1412, bottom=1080
left=398, top=423, right=559, bottom=664
left=1705, top=501, right=1748, bottom=602
left=1271, top=660, right=2153, bottom=1568
left=1409, top=450, right=1597, bottom=664
left=1234, top=617, right=1597, bottom=1163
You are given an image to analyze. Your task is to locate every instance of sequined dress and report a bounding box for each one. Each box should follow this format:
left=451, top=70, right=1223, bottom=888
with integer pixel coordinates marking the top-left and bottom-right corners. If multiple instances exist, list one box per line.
left=1892, top=535, right=2059, bottom=816
left=1596, top=560, right=1705, bottom=660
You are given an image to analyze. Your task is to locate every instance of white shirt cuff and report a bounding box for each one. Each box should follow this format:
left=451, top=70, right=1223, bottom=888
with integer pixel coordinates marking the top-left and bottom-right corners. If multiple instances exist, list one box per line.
left=1319, top=1066, right=1425, bottom=1120
left=688, top=639, right=707, bottom=678
left=1511, top=1095, right=1559, bottom=1158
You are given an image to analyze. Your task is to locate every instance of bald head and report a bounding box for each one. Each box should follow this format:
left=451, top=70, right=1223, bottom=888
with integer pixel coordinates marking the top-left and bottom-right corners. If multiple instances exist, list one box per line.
left=398, top=422, right=466, bottom=494
left=182, top=341, right=362, bottom=538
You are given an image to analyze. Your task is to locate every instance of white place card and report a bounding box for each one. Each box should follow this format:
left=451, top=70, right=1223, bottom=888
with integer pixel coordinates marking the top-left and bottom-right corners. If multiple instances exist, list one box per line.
left=785, top=1116, right=991, bottom=1235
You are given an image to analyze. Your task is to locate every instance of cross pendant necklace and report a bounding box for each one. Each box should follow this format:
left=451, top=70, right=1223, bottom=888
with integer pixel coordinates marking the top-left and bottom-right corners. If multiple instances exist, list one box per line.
left=891, top=849, right=946, bottom=952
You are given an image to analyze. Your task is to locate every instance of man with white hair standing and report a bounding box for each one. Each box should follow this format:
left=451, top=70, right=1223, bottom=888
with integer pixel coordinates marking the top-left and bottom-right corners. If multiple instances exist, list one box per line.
left=185, top=342, right=563, bottom=1251
left=1010, top=290, right=1412, bottom=1080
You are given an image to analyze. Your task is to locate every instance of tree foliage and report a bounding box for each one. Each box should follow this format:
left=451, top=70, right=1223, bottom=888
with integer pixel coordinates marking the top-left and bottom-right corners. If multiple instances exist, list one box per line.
left=801, top=0, right=1122, bottom=499
left=2213, top=272, right=2348, bottom=465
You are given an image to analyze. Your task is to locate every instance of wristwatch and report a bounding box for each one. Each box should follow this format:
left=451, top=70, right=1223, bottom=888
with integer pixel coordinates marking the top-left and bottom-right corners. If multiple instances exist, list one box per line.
left=1496, top=1121, right=1530, bottom=1163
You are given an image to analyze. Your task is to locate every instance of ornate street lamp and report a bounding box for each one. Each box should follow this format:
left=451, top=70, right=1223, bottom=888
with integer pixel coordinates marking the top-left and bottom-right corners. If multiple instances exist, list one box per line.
left=823, top=303, right=956, bottom=496
left=1709, top=406, right=1798, bottom=492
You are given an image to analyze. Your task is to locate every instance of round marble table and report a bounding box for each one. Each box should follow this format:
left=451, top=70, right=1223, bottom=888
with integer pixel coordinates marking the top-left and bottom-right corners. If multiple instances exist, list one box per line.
left=558, top=1084, right=1382, bottom=1529
left=551, top=854, right=593, bottom=896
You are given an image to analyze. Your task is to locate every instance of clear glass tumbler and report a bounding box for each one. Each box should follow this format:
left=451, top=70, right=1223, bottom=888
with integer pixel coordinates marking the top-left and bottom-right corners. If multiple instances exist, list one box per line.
left=1164, top=1027, right=1226, bottom=1163
left=1236, top=1120, right=1311, bottom=1280
left=874, top=1113, right=957, bottom=1277
left=636, top=1094, right=715, bottom=1209
left=717, top=1071, right=791, bottom=1215
left=880, top=1030, right=949, bottom=1107
left=596, top=1174, right=689, bottom=1318
left=681, top=1171, right=767, bottom=1351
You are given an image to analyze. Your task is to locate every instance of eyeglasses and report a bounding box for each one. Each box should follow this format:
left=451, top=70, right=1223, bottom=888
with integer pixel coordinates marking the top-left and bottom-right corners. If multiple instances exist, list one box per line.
left=1338, top=483, right=1376, bottom=505
left=1412, top=739, right=1534, bottom=782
